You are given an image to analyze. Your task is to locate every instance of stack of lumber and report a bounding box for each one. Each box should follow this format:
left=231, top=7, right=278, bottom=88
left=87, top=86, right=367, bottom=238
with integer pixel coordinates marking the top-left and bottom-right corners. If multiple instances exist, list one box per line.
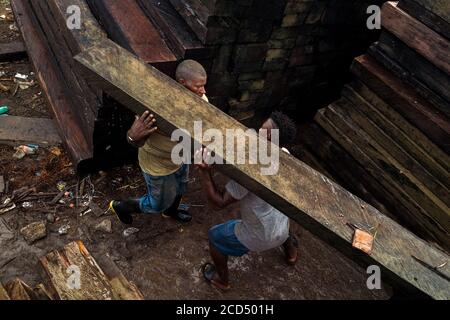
left=11, top=0, right=207, bottom=172
left=314, top=1, right=450, bottom=252
left=0, top=241, right=144, bottom=300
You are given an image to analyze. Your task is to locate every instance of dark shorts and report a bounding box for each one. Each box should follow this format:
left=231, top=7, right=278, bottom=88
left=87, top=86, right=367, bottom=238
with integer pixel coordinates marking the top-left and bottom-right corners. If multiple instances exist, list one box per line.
left=139, top=164, right=189, bottom=214
left=208, top=220, right=249, bottom=257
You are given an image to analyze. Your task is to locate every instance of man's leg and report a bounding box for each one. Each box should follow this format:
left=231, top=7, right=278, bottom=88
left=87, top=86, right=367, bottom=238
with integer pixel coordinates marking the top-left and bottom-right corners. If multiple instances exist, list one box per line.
left=162, top=165, right=192, bottom=223
left=209, top=241, right=230, bottom=288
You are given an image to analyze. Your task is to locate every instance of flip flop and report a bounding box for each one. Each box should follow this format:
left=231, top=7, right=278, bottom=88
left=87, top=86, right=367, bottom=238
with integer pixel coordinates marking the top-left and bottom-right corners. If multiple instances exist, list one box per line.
left=202, top=263, right=231, bottom=291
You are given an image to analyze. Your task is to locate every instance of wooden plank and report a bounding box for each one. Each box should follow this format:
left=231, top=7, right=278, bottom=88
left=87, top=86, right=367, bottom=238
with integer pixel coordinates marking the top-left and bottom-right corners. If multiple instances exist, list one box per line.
left=0, top=283, right=11, bottom=300
left=381, top=1, right=450, bottom=75
left=351, top=55, right=450, bottom=154
left=334, top=96, right=450, bottom=219
left=324, top=99, right=450, bottom=236
left=40, top=241, right=115, bottom=300
left=316, top=105, right=450, bottom=251
left=138, top=0, right=208, bottom=60
left=0, top=116, right=61, bottom=147
left=74, top=39, right=450, bottom=299
left=301, top=124, right=399, bottom=221
left=48, top=0, right=107, bottom=54
left=343, top=83, right=450, bottom=190
left=0, top=41, right=27, bottom=62
left=350, top=79, right=450, bottom=175
left=398, top=0, right=450, bottom=39
left=369, top=34, right=450, bottom=118
left=11, top=0, right=93, bottom=169
left=87, top=0, right=177, bottom=74
left=5, top=279, right=33, bottom=300
left=169, top=0, right=210, bottom=44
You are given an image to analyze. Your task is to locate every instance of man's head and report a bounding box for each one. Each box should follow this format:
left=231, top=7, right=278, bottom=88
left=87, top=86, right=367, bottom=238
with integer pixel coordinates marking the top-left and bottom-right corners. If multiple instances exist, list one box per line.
left=260, top=111, right=297, bottom=146
left=176, top=60, right=207, bottom=97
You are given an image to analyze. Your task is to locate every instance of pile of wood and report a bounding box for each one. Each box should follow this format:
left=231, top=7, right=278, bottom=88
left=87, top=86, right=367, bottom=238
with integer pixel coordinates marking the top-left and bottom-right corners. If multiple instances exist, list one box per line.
left=313, top=1, right=450, bottom=252
left=0, top=241, right=144, bottom=300
left=11, top=0, right=207, bottom=173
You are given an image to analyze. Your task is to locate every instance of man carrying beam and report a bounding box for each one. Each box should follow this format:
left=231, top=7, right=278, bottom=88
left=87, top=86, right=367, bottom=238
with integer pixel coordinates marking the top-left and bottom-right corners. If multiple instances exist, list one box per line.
left=109, top=60, right=209, bottom=224
left=196, top=112, right=300, bottom=291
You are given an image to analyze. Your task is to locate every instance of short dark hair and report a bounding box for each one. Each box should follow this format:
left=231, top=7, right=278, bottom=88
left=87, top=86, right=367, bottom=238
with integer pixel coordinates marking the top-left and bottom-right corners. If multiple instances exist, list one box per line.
left=269, top=111, right=297, bottom=146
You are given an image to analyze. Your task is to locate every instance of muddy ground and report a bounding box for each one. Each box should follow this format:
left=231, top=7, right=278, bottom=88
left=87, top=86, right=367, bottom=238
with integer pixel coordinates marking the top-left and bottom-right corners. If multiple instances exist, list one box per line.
left=0, top=1, right=390, bottom=300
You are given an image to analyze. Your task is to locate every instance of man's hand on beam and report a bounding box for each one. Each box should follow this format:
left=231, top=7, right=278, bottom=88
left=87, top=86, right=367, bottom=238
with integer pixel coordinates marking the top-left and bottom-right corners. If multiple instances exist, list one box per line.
left=127, top=111, right=158, bottom=148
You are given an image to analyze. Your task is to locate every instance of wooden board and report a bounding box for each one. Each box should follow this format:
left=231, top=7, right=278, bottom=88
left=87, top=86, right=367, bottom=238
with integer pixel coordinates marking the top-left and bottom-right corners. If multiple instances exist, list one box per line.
left=350, top=79, right=450, bottom=176
left=0, top=283, right=10, bottom=300
left=41, top=241, right=115, bottom=300
left=0, top=41, right=27, bottom=62
left=398, top=0, right=450, bottom=39
left=87, top=0, right=177, bottom=74
left=74, top=39, right=450, bottom=299
left=169, top=0, right=210, bottom=44
left=11, top=0, right=93, bottom=169
left=343, top=83, right=450, bottom=190
left=351, top=55, right=450, bottom=154
left=0, top=116, right=62, bottom=146
left=381, top=2, right=450, bottom=75
left=138, top=0, right=208, bottom=60
left=5, top=279, right=33, bottom=300
left=369, top=34, right=450, bottom=118
left=368, top=43, right=450, bottom=118
left=316, top=105, right=450, bottom=251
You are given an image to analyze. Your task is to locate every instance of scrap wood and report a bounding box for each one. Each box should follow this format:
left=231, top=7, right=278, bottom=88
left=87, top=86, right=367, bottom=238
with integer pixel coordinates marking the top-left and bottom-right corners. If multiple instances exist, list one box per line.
left=5, top=279, right=33, bottom=300
left=0, top=176, right=4, bottom=194
left=0, top=283, right=10, bottom=300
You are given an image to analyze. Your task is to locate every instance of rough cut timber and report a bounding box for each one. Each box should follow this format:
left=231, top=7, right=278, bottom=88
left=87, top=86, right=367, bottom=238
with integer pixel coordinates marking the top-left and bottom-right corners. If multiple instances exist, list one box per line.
left=382, top=2, right=450, bottom=75
left=351, top=55, right=450, bottom=154
left=398, top=0, right=450, bottom=39
left=0, top=40, right=27, bottom=62
left=74, top=39, right=450, bottom=299
left=87, top=0, right=177, bottom=75
left=168, top=0, right=210, bottom=44
left=4, top=279, right=33, bottom=300
left=0, top=116, right=62, bottom=146
left=0, top=283, right=10, bottom=300
left=11, top=0, right=94, bottom=168
left=40, top=241, right=143, bottom=300
left=369, top=31, right=450, bottom=118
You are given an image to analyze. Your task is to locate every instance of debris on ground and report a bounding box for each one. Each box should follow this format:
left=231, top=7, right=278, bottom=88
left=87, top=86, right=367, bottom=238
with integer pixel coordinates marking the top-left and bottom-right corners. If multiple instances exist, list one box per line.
left=0, top=105, right=8, bottom=115
left=20, top=221, right=47, bottom=244
left=13, top=145, right=38, bottom=159
left=123, top=227, right=139, bottom=238
left=58, top=224, right=70, bottom=236
left=0, top=175, right=4, bottom=194
left=95, top=219, right=112, bottom=234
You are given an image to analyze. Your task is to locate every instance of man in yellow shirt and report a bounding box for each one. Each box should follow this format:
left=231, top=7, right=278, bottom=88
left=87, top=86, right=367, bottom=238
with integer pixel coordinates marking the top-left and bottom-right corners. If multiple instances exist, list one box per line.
left=110, top=60, right=208, bottom=224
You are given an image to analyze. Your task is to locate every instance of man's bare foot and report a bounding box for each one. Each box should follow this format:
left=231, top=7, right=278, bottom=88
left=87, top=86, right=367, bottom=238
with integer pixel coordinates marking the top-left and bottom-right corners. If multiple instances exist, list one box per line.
left=283, top=235, right=299, bottom=266
left=202, top=263, right=231, bottom=291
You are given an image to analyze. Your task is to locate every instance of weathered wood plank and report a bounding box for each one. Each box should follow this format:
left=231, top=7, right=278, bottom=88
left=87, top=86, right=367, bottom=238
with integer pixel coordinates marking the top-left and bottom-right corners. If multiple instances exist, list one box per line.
left=350, top=80, right=450, bottom=175
left=41, top=241, right=115, bottom=300
left=351, top=55, right=450, bottom=154
left=381, top=1, right=450, bottom=75
left=138, top=0, right=208, bottom=60
left=369, top=35, right=450, bottom=118
left=5, top=279, right=33, bottom=300
left=87, top=0, right=177, bottom=74
left=343, top=83, right=450, bottom=190
left=332, top=97, right=450, bottom=224
left=316, top=105, right=450, bottom=251
left=74, top=39, right=450, bottom=299
left=0, top=40, right=27, bottom=62
left=169, top=0, right=210, bottom=44
left=398, top=0, right=450, bottom=39
left=11, top=0, right=93, bottom=168
left=0, top=283, right=10, bottom=300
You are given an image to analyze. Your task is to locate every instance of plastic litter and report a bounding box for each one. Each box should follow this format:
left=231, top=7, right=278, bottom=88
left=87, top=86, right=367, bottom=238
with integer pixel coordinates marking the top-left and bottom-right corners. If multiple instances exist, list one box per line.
left=123, top=227, right=139, bottom=237
left=0, top=106, right=8, bottom=115
left=58, top=224, right=70, bottom=235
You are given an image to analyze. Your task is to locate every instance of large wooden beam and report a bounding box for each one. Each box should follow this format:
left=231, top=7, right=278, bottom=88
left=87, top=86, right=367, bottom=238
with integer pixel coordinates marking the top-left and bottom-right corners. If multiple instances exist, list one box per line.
left=381, top=1, right=450, bottom=75
left=0, top=116, right=62, bottom=146
left=74, top=39, right=450, bottom=299
left=0, top=41, right=27, bottom=62
left=398, top=0, right=450, bottom=39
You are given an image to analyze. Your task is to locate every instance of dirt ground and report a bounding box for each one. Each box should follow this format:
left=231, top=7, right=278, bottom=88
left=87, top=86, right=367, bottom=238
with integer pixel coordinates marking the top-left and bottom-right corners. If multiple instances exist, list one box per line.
left=0, top=1, right=391, bottom=300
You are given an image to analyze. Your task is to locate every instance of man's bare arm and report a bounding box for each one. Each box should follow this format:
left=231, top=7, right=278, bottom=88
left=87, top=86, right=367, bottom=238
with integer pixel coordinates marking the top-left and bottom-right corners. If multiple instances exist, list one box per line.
left=198, top=168, right=238, bottom=210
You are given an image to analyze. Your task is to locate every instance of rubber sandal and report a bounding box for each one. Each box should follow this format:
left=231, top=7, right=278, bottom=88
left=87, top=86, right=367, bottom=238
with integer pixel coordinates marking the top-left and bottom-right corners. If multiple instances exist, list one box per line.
left=202, top=263, right=231, bottom=291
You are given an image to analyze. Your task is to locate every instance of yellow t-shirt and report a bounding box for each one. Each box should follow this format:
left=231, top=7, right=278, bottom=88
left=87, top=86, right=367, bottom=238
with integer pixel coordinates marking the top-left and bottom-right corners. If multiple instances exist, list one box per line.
left=138, top=95, right=209, bottom=177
